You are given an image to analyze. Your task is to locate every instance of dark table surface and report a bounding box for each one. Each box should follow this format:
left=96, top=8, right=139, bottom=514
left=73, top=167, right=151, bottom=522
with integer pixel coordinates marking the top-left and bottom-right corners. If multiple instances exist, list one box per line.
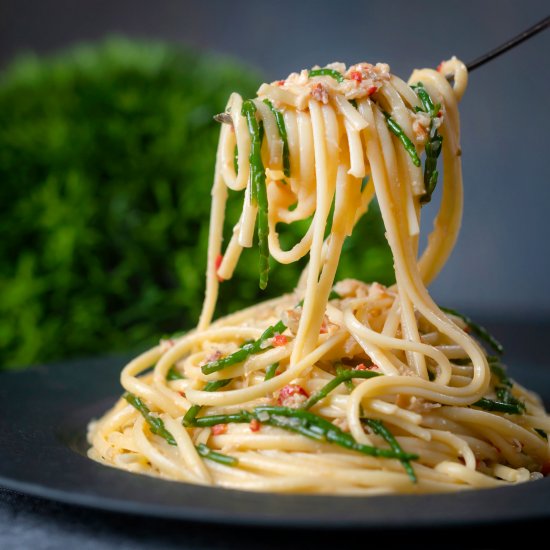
left=1, top=319, right=549, bottom=549
left=2, top=486, right=549, bottom=550
left=2, top=484, right=550, bottom=550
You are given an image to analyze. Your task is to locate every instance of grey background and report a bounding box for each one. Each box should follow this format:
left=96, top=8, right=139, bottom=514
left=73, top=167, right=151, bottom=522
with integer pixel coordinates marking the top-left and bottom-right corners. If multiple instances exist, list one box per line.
left=1, top=0, right=548, bottom=318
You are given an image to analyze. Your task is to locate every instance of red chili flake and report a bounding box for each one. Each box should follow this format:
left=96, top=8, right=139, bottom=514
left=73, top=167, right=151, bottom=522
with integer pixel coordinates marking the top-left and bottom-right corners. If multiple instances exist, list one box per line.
left=349, top=70, right=362, bottom=83
left=541, top=461, right=550, bottom=476
left=278, top=384, right=309, bottom=407
left=277, top=79, right=285, bottom=86
left=178, top=391, right=185, bottom=397
left=437, top=110, right=443, bottom=117
left=355, top=363, right=378, bottom=371
left=215, top=254, right=224, bottom=282
left=320, top=319, right=328, bottom=334
left=436, top=62, right=444, bottom=72
left=366, top=86, right=378, bottom=96
left=211, top=424, right=227, bottom=436
left=250, top=419, right=261, bottom=432
left=273, top=334, right=288, bottom=347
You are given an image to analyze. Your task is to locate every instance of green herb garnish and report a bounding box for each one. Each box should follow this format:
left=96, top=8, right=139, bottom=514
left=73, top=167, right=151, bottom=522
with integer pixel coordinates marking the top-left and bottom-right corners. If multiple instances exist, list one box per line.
left=472, top=397, right=523, bottom=415
left=495, top=387, right=525, bottom=413
left=302, top=369, right=382, bottom=410
left=124, top=392, right=238, bottom=466
left=336, top=364, right=355, bottom=391
left=233, top=144, right=239, bottom=173
left=264, top=362, right=279, bottom=381
left=182, top=378, right=232, bottom=427
left=188, top=406, right=418, bottom=463
left=411, top=82, right=443, bottom=203
left=124, top=392, right=176, bottom=445
left=166, top=366, right=185, bottom=381
left=363, top=418, right=416, bottom=482
left=440, top=307, right=504, bottom=355
left=488, top=357, right=511, bottom=386
left=201, top=320, right=286, bottom=375
left=308, top=68, right=344, bottom=83
left=383, top=112, right=421, bottom=167
left=471, top=356, right=525, bottom=415
left=263, top=99, right=290, bottom=177
left=242, top=99, right=270, bottom=289
left=196, top=443, right=238, bottom=466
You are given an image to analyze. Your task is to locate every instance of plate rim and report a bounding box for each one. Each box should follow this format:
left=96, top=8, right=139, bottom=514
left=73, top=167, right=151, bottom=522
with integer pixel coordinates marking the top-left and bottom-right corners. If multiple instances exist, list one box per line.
left=2, top=471, right=550, bottom=529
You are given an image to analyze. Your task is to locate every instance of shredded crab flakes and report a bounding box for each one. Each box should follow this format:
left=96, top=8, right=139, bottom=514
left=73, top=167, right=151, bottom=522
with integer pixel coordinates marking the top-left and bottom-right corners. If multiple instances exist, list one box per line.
left=269, top=61, right=392, bottom=103
left=411, top=109, right=444, bottom=145
left=407, top=396, right=442, bottom=413
left=277, top=384, right=309, bottom=408
left=282, top=307, right=302, bottom=335
left=311, top=82, right=329, bottom=104
left=199, top=350, right=222, bottom=367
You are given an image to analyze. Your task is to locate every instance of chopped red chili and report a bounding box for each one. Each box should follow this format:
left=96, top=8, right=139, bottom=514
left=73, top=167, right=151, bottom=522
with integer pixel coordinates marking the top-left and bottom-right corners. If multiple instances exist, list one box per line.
left=350, top=70, right=362, bottom=83
left=273, top=334, right=288, bottom=347
left=211, top=424, right=228, bottom=436
left=355, top=363, right=378, bottom=371
left=278, top=384, right=309, bottom=407
left=215, top=254, right=224, bottom=282
left=250, top=419, right=261, bottom=432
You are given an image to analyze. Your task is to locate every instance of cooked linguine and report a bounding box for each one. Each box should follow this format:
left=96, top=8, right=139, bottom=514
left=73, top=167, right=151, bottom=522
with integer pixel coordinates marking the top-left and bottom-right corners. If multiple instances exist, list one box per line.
left=88, top=58, right=550, bottom=494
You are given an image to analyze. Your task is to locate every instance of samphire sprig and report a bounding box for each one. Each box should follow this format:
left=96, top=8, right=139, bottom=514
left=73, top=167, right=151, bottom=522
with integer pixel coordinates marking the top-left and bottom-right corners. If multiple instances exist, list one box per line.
left=441, top=306, right=503, bottom=355
left=201, top=320, right=286, bottom=375
left=123, top=392, right=238, bottom=466
left=383, top=112, right=421, bottom=167
left=242, top=99, right=270, bottom=289
left=411, top=82, right=443, bottom=204
left=187, top=405, right=418, bottom=464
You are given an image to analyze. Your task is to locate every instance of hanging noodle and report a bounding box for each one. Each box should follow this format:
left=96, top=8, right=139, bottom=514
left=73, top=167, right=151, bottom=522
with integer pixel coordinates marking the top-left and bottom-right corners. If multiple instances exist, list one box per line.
left=88, top=57, right=550, bottom=494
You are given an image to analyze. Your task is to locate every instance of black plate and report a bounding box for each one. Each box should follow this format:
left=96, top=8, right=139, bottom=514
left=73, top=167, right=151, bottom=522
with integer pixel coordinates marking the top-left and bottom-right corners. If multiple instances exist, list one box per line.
left=1, top=356, right=549, bottom=529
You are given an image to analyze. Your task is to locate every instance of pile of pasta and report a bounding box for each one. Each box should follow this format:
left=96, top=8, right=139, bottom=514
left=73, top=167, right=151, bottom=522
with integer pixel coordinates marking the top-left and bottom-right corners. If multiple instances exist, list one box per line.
left=88, top=58, right=550, bottom=494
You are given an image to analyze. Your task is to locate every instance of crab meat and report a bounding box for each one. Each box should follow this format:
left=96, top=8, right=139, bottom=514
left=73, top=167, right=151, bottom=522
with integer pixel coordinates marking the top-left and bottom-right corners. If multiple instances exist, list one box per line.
left=282, top=308, right=302, bottom=335
left=311, top=82, right=329, bottom=104
left=278, top=384, right=309, bottom=408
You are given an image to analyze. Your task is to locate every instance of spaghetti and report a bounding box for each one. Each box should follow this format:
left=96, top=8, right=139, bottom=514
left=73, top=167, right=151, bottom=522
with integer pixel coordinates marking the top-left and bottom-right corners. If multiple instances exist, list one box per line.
left=88, top=58, right=550, bottom=494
